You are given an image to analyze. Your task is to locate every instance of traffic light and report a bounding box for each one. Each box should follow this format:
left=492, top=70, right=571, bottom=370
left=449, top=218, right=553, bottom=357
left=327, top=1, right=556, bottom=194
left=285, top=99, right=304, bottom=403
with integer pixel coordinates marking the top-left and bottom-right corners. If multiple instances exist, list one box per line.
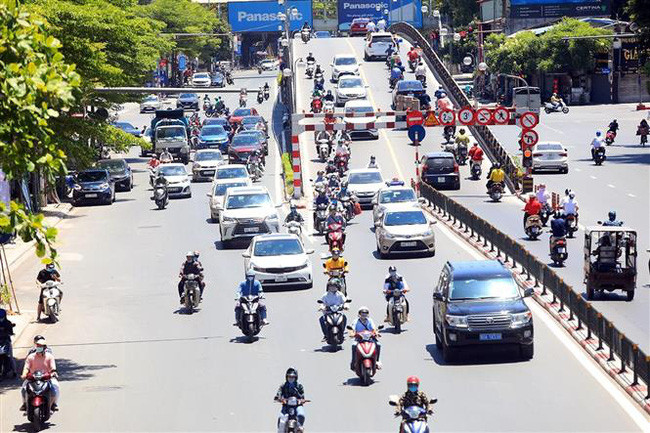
left=523, top=147, right=533, bottom=168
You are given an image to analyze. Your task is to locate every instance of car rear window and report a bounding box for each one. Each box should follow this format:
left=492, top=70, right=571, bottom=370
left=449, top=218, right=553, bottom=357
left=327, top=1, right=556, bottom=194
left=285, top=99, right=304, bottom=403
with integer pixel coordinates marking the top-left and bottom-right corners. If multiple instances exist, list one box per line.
left=345, top=105, right=373, bottom=115
left=397, top=81, right=424, bottom=92
left=371, top=36, right=393, bottom=43
left=196, top=151, right=222, bottom=161
left=216, top=167, right=247, bottom=179
left=214, top=182, right=248, bottom=196
left=231, top=134, right=259, bottom=147
left=424, top=157, right=454, bottom=170
left=233, top=108, right=252, bottom=116
left=348, top=172, right=382, bottom=184
left=379, top=189, right=416, bottom=203
left=226, top=193, right=271, bottom=209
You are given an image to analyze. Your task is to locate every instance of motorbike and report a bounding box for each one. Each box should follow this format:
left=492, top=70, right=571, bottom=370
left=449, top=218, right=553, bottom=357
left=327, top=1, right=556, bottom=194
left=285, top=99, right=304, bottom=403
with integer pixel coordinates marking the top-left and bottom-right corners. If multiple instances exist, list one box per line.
left=315, top=204, right=328, bottom=235
left=239, top=95, right=247, bottom=108
left=544, top=102, right=569, bottom=114
left=257, top=91, right=264, bottom=104
left=226, top=73, right=234, bottom=85
left=455, top=145, right=468, bottom=165
left=237, top=295, right=263, bottom=339
left=202, top=100, right=212, bottom=112
left=550, top=236, right=568, bottom=266
left=564, top=214, right=578, bottom=238
left=488, top=182, right=504, bottom=202
left=247, top=160, right=263, bottom=182
left=638, top=126, right=648, bottom=146
left=470, top=161, right=482, bottom=180
left=605, top=130, right=616, bottom=146
left=284, top=220, right=303, bottom=237
left=593, top=146, right=606, bottom=165
left=539, top=203, right=552, bottom=226
left=335, top=155, right=349, bottom=177
left=311, top=97, right=322, bottom=113
left=388, top=396, right=438, bottom=433
left=326, top=222, right=345, bottom=252
left=0, top=336, right=16, bottom=378
left=524, top=214, right=543, bottom=240
left=40, top=281, right=62, bottom=323
left=264, top=88, right=270, bottom=100
left=408, top=58, right=418, bottom=73
left=339, top=195, right=355, bottom=221
left=182, top=274, right=201, bottom=313
left=301, top=29, right=310, bottom=43
left=389, top=75, right=402, bottom=90
left=25, top=371, right=55, bottom=431
left=318, top=299, right=351, bottom=348
left=153, top=184, right=168, bottom=210
left=348, top=327, right=383, bottom=386
left=318, top=140, right=330, bottom=162
left=385, top=287, right=408, bottom=333
left=306, top=61, right=315, bottom=78
left=443, top=129, right=454, bottom=144
left=323, top=99, right=334, bottom=113
left=276, top=397, right=309, bottom=433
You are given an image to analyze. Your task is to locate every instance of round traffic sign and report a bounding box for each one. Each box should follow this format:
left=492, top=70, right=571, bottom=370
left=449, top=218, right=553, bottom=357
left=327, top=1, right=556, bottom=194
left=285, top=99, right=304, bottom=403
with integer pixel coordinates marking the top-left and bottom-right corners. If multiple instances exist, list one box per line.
left=458, top=107, right=475, bottom=125
left=438, top=109, right=455, bottom=126
left=475, top=108, right=493, bottom=125
left=493, top=106, right=510, bottom=125
left=406, top=110, right=424, bottom=128
left=407, top=124, right=426, bottom=142
left=521, top=129, right=539, bottom=147
left=520, top=111, right=539, bottom=129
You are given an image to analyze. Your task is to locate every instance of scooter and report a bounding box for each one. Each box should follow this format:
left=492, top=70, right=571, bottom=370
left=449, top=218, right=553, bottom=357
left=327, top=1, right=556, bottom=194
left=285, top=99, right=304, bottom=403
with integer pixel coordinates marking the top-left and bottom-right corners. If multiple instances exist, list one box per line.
left=544, top=102, right=569, bottom=114
left=470, top=161, right=482, bottom=180
left=0, top=337, right=16, bottom=379
left=301, top=29, right=310, bottom=43
left=318, top=140, right=330, bottom=162
left=40, top=281, right=62, bottom=323
left=565, top=214, right=578, bottom=238
left=593, top=146, right=606, bottom=165
left=239, top=95, right=247, bottom=108
left=539, top=203, right=552, bottom=226
left=326, top=222, right=345, bottom=252
left=408, top=58, right=417, bottom=73
left=247, top=160, right=263, bottom=182
left=306, top=61, right=315, bottom=78
left=455, top=145, right=468, bottom=165
left=311, top=97, right=322, bottom=113
left=264, top=88, right=270, bottom=100
left=323, top=99, right=334, bottom=113
left=284, top=220, right=303, bottom=237
left=339, top=195, right=355, bottom=221
left=550, top=236, right=568, bottom=266
left=257, top=91, right=264, bottom=104
left=388, top=396, right=438, bottom=433
left=524, top=215, right=543, bottom=240
left=488, top=182, right=504, bottom=202
left=237, top=295, right=263, bottom=339
left=314, top=203, right=328, bottom=235
left=276, top=397, right=309, bottom=433
left=182, top=274, right=201, bottom=313
left=605, top=130, right=616, bottom=146
left=226, top=73, right=234, bottom=85
left=325, top=269, right=347, bottom=296
left=153, top=184, right=168, bottom=209
left=318, top=299, right=351, bottom=348
left=348, top=327, right=383, bottom=386
left=385, top=287, right=408, bottom=334
left=25, top=371, right=55, bottom=432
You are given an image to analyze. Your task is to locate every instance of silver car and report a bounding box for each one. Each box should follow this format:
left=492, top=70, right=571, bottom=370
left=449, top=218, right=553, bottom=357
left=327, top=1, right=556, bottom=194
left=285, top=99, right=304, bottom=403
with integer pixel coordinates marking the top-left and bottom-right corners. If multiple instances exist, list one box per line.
left=191, top=149, right=225, bottom=182
left=375, top=206, right=436, bottom=258
left=335, top=76, right=367, bottom=107
left=372, top=185, right=423, bottom=223
left=140, top=94, right=161, bottom=113
left=346, top=168, right=384, bottom=207
left=531, top=141, right=568, bottom=173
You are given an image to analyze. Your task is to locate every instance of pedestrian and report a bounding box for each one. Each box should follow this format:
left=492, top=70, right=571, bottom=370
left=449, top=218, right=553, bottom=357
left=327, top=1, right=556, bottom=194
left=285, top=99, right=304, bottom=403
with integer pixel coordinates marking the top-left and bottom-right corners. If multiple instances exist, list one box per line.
left=430, top=30, right=439, bottom=51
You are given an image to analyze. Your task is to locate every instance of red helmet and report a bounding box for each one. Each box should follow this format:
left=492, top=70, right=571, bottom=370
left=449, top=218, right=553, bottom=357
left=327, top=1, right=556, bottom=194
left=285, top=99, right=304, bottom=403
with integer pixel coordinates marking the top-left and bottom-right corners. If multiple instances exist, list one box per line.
left=406, top=376, right=420, bottom=385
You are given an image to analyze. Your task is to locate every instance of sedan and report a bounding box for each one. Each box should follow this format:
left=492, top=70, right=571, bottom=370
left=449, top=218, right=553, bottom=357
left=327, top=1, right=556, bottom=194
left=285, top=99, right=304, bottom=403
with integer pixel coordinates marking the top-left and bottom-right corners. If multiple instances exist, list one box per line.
left=156, top=163, right=191, bottom=198
left=259, top=59, right=279, bottom=70
left=237, top=129, right=268, bottom=155
left=177, top=93, right=199, bottom=110
left=240, top=115, right=268, bottom=136
left=346, top=168, right=384, bottom=207
left=95, top=158, right=133, bottom=191
left=203, top=117, right=231, bottom=132
left=532, top=141, right=568, bottom=173
left=243, top=233, right=314, bottom=289
left=392, top=80, right=426, bottom=110
left=191, top=149, right=225, bottom=181
left=330, top=54, right=360, bottom=82
left=192, top=72, right=212, bottom=88
left=214, top=164, right=249, bottom=182
left=372, top=185, right=422, bottom=223
left=229, top=132, right=265, bottom=164
left=375, top=206, right=436, bottom=258
left=229, top=107, right=259, bottom=125
left=211, top=72, right=225, bottom=87
left=140, top=94, right=162, bottom=113
left=335, top=76, right=367, bottom=106
left=198, top=124, right=229, bottom=151
left=112, top=122, right=141, bottom=137
left=72, top=169, right=115, bottom=206
left=349, top=18, right=370, bottom=36
left=208, top=178, right=252, bottom=221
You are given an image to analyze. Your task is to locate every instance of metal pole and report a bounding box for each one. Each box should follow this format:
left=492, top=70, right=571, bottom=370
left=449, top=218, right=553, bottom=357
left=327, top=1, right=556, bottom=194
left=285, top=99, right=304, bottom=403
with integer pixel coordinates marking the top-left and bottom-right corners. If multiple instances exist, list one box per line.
left=500, top=73, right=530, bottom=109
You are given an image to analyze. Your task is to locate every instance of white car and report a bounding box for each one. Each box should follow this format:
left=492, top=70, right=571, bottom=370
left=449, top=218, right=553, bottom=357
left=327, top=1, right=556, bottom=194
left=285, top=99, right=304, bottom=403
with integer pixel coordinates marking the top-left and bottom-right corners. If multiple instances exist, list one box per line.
left=243, top=233, right=314, bottom=289
left=208, top=177, right=251, bottom=221
left=219, top=186, right=280, bottom=244
left=330, top=54, right=360, bottom=82
left=532, top=141, right=568, bottom=173
left=372, top=185, right=422, bottom=223
left=191, top=149, right=225, bottom=182
left=363, top=32, right=396, bottom=61
left=346, top=168, right=384, bottom=207
left=344, top=100, right=378, bottom=139
left=259, top=59, right=280, bottom=70
left=335, top=76, right=367, bottom=106
left=375, top=206, right=436, bottom=258
left=140, top=94, right=162, bottom=113
left=213, top=164, right=250, bottom=182
left=156, top=163, right=191, bottom=198
left=191, top=72, right=212, bottom=88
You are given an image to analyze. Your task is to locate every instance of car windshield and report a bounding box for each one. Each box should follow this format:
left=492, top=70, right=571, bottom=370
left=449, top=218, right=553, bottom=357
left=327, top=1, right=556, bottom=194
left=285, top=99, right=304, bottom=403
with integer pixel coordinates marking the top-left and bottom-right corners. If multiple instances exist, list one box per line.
left=315, top=31, right=330, bottom=37
left=159, top=166, right=187, bottom=176
left=180, top=93, right=197, bottom=99
left=214, top=182, right=248, bottom=196
left=384, top=211, right=427, bottom=226
left=231, top=134, right=259, bottom=147
left=449, top=277, right=519, bottom=300
left=201, top=126, right=225, bottom=136
left=226, top=193, right=271, bottom=209
left=380, top=189, right=416, bottom=204
left=77, top=171, right=107, bottom=182
left=372, top=36, right=393, bottom=43
left=233, top=108, right=252, bottom=116
left=345, top=105, right=374, bottom=115
left=335, top=57, right=356, bottom=66
left=217, top=167, right=247, bottom=179
left=536, top=143, right=563, bottom=151
left=196, top=151, right=222, bottom=161
left=113, top=122, right=134, bottom=131
left=424, top=157, right=454, bottom=170
left=339, top=78, right=363, bottom=88
left=157, top=127, right=185, bottom=139
left=96, top=160, right=126, bottom=173
left=205, top=118, right=227, bottom=127
left=143, top=95, right=157, bottom=102
left=254, top=239, right=303, bottom=256
left=242, top=116, right=262, bottom=125
left=348, top=172, right=382, bottom=184
left=398, top=81, right=423, bottom=92
left=194, top=73, right=209, bottom=79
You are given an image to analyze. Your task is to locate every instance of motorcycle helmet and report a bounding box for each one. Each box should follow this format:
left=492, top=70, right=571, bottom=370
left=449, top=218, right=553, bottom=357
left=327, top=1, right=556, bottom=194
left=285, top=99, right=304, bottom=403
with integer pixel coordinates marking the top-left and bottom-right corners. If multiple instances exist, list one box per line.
left=358, top=306, right=369, bottom=318
left=459, top=128, right=465, bottom=134
left=569, top=192, right=575, bottom=199
left=388, top=265, right=397, bottom=277
left=608, top=210, right=616, bottom=221
left=186, top=251, right=194, bottom=259
left=46, top=263, right=56, bottom=272
left=407, top=376, right=420, bottom=392
left=494, top=162, right=501, bottom=169
left=595, top=131, right=602, bottom=137
left=286, top=367, right=298, bottom=382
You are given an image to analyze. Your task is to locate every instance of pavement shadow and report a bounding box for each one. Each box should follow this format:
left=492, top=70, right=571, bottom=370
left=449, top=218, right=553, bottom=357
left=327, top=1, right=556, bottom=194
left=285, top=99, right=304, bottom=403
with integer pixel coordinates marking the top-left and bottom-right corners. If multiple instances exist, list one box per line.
left=381, top=326, right=408, bottom=335
left=14, top=420, right=59, bottom=432
left=172, top=307, right=203, bottom=315
left=56, top=359, right=117, bottom=382
left=579, top=290, right=630, bottom=302
left=342, top=376, right=379, bottom=387
left=425, top=343, right=525, bottom=366
left=229, top=335, right=263, bottom=344
left=313, top=345, right=343, bottom=353
left=114, top=198, right=136, bottom=203
left=213, top=240, right=250, bottom=251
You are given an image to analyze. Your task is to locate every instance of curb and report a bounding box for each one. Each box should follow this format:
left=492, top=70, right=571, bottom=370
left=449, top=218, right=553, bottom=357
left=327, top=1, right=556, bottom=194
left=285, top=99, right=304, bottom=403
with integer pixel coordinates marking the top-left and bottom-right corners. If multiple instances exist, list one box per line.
left=423, top=202, right=650, bottom=415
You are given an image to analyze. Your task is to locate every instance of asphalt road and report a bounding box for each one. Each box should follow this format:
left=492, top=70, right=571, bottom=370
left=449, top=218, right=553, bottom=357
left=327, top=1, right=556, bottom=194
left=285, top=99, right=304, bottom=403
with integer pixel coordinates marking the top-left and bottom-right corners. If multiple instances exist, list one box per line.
left=0, top=67, right=647, bottom=432
left=292, top=36, right=650, bottom=352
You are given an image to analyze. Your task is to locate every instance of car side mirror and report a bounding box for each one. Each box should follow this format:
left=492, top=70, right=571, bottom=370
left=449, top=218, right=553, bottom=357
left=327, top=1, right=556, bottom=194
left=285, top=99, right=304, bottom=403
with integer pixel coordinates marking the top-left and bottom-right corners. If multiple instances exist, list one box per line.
left=388, top=395, right=399, bottom=406
left=346, top=325, right=353, bottom=331
left=377, top=325, right=384, bottom=330
left=305, top=248, right=315, bottom=254
left=206, top=193, right=211, bottom=197
left=317, top=299, right=323, bottom=304
left=241, top=252, right=251, bottom=258
left=433, top=292, right=443, bottom=301
left=524, top=288, right=534, bottom=298
left=430, top=399, right=438, bottom=405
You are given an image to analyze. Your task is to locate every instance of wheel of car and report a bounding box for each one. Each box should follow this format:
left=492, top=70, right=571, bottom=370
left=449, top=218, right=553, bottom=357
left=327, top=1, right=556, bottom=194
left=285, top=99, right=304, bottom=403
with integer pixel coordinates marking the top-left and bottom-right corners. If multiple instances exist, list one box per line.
left=376, top=244, right=387, bottom=259
left=520, top=343, right=534, bottom=360
left=626, top=290, right=635, bottom=301
left=126, top=179, right=132, bottom=192
left=586, top=286, right=594, bottom=300
left=442, top=341, right=455, bottom=363
left=364, top=52, right=369, bottom=61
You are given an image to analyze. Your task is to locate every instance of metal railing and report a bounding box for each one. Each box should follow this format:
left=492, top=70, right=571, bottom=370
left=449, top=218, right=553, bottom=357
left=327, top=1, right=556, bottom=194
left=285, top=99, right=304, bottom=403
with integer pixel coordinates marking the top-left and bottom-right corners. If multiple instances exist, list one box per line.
left=390, top=23, right=520, bottom=192
left=419, top=182, right=649, bottom=394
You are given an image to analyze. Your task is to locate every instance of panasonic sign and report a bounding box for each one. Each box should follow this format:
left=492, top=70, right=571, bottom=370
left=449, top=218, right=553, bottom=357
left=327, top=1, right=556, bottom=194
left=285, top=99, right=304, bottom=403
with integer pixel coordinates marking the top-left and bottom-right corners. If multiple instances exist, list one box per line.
left=337, top=0, right=422, bottom=30
left=228, top=0, right=312, bottom=33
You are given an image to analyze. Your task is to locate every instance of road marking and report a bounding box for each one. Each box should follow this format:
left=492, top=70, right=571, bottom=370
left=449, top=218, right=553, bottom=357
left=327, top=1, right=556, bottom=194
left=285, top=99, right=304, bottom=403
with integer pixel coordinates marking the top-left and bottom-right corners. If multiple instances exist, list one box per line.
left=433, top=218, right=650, bottom=429
left=627, top=193, right=636, bottom=198
left=540, top=123, right=565, bottom=135
left=607, top=184, right=615, bottom=189
left=590, top=175, right=597, bottom=180
left=574, top=167, right=582, bottom=172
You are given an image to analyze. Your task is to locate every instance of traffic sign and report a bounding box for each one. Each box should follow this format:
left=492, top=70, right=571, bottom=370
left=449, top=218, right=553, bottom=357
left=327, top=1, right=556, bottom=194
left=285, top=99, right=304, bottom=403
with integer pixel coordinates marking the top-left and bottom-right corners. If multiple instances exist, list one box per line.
left=406, top=110, right=424, bottom=127
left=458, top=107, right=475, bottom=125
left=408, top=124, right=426, bottom=142
left=438, top=109, right=455, bottom=126
left=178, top=54, right=187, bottom=71
left=521, top=129, right=539, bottom=147
left=493, top=106, right=510, bottom=125
left=475, top=108, right=493, bottom=125
left=520, top=111, right=539, bottom=129
left=424, top=111, right=439, bottom=126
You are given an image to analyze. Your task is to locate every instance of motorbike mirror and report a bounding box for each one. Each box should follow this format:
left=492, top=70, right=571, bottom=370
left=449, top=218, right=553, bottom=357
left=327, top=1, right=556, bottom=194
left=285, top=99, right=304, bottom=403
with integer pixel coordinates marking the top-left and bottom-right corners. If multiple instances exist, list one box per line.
left=377, top=325, right=385, bottom=330
left=430, top=398, right=438, bottom=404
left=305, top=248, right=315, bottom=254
left=344, top=298, right=352, bottom=303
left=597, top=221, right=603, bottom=225
left=206, top=193, right=211, bottom=197
left=241, top=252, right=251, bottom=258
left=523, top=288, right=534, bottom=298
left=433, top=292, right=443, bottom=301
left=317, top=299, right=324, bottom=303
left=346, top=325, right=353, bottom=330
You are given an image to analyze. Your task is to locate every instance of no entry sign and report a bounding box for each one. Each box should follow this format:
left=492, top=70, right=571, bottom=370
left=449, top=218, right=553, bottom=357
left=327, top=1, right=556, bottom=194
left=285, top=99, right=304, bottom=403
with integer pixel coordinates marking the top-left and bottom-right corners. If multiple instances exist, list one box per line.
left=458, top=107, right=475, bottom=125
left=493, top=106, right=510, bottom=125
left=475, top=108, right=493, bottom=125
left=406, top=110, right=424, bottom=127
left=520, top=111, right=539, bottom=129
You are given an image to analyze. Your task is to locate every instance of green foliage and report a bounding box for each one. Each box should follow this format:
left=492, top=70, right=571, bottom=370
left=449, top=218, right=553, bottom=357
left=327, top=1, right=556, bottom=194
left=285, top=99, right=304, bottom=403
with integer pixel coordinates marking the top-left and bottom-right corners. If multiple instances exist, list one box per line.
left=440, top=0, right=478, bottom=27
left=626, top=0, right=650, bottom=50
left=313, top=0, right=337, bottom=19
left=281, top=153, right=294, bottom=196
left=439, top=28, right=477, bottom=65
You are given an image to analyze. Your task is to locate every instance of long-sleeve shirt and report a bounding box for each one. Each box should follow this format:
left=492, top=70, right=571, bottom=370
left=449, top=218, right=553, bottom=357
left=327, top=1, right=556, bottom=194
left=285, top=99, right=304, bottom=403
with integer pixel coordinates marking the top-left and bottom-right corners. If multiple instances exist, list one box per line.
left=321, top=291, right=346, bottom=307
left=237, top=280, right=263, bottom=298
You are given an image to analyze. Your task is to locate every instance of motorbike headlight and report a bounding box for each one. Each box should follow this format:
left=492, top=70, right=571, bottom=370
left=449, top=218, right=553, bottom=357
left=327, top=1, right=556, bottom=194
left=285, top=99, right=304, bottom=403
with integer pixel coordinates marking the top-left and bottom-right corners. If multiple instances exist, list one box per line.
left=511, top=311, right=533, bottom=328
left=445, top=314, right=468, bottom=329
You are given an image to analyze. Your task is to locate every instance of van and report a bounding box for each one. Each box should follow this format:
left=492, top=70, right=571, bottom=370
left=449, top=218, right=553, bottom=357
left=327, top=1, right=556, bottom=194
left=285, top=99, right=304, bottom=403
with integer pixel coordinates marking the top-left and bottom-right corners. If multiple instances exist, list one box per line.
left=512, top=86, right=541, bottom=115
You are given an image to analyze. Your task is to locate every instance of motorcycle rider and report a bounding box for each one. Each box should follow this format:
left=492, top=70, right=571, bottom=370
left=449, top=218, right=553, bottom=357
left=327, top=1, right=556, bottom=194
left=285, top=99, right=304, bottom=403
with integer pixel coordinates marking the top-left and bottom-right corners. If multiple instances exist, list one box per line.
left=27, top=335, right=53, bottom=356
left=323, top=90, right=335, bottom=104
left=0, top=308, right=17, bottom=378
left=549, top=211, right=567, bottom=248
left=591, top=130, right=605, bottom=160
left=301, top=21, right=311, bottom=32
left=314, top=64, right=323, bottom=78
left=592, top=234, right=619, bottom=272
left=407, top=46, right=420, bottom=68
left=608, top=119, right=619, bottom=135
left=239, top=88, right=247, bottom=105
left=315, top=170, right=326, bottom=184
left=285, top=203, right=305, bottom=225
left=306, top=52, right=315, bottom=63
left=247, top=149, right=264, bottom=177
left=536, top=183, right=550, bottom=207
left=178, top=251, right=205, bottom=304
left=394, top=376, right=433, bottom=424
left=455, top=128, right=470, bottom=155
left=20, top=337, right=59, bottom=412
left=313, top=189, right=330, bottom=225
left=414, top=61, right=426, bottom=82
left=377, top=18, right=387, bottom=32
left=215, top=96, right=225, bottom=114
left=274, top=368, right=306, bottom=431
left=366, top=20, right=376, bottom=33
left=390, top=64, right=404, bottom=87
left=153, top=173, right=169, bottom=198
left=235, top=270, right=268, bottom=326
left=36, top=264, right=62, bottom=322
left=485, top=162, right=505, bottom=191
left=350, top=307, right=381, bottom=370
left=523, top=194, right=542, bottom=227
left=147, top=154, right=160, bottom=169
left=326, top=205, right=346, bottom=231
left=601, top=210, right=623, bottom=227
left=434, top=86, right=445, bottom=99
left=417, top=91, right=432, bottom=110
left=550, top=92, right=563, bottom=110
left=323, top=247, right=348, bottom=275
left=318, top=281, right=347, bottom=341
left=468, top=142, right=484, bottom=173
left=367, top=155, right=380, bottom=169
left=561, top=191, right=579, bottom=220
left=383, top=266, right=409, bottom=321
left=159, top=148, right=173, bottom=163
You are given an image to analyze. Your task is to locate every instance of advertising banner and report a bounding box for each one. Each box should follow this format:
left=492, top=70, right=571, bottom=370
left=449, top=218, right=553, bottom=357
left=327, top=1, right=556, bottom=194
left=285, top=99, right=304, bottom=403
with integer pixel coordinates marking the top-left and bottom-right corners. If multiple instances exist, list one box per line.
left=337, top=0, right=422, bottom=31
left=228, top=0, right=312, bottom=33
left=510, top=0, right=609, bottom=19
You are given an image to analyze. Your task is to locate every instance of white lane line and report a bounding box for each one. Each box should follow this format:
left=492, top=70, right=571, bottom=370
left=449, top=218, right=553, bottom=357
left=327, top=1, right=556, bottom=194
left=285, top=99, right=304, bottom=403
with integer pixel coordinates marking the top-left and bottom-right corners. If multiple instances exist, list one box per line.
left=590, top=175, right=597, bottom=179
left=434, top=219, right=650, bottom=430
left=540, top=123, right=565, bottom=135
left=607, top=184, right=616, bottom=189
left=627, top=193, right=636, bottom=198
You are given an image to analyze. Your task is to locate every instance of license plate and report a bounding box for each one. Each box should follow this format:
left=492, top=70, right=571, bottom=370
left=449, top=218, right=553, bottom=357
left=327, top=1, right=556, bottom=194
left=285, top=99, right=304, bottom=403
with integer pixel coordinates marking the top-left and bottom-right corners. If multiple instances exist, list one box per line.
left=437, top=177, right=446, bottom=183
left=85, top=193, right=98, bottom=198
left=201, top=170, right=215, bottom=176
left=243, top=227, right=259, bottom=233
left=401, top=241, right=417, bottom=247
left=558, top=248, right=566, bottom=253
left=275, top=275, right=288, bottom=282
left=479, top=333, right=502, bottom=341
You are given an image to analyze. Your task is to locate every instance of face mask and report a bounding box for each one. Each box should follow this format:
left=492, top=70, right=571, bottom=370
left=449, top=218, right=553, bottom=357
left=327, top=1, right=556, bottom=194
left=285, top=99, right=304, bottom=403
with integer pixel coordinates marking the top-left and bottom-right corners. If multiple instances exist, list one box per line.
left=287, top=377, right=296, bottom=384
left=35, top=346, right=45, bottom=354
left=408, top=385, right=418, bottom=392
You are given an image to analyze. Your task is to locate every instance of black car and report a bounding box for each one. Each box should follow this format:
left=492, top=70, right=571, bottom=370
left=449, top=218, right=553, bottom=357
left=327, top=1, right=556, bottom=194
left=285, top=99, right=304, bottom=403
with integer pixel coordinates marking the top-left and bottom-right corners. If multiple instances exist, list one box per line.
left=391, top=80, right=425, bottom=110
left=211, top=72, right=225, bottom=87
left=95, top=158, right=133, bottom=191
left=176, top=93, right=199, bottom=110
left=432, top=260, right=534, bottom=362
left=420, top=152, right=460, bottom=190
left=112, top=122, right=141, bottom=137
left=228, top=132, right=265, bottom=164
left=72, top=169, right=115, bottom=206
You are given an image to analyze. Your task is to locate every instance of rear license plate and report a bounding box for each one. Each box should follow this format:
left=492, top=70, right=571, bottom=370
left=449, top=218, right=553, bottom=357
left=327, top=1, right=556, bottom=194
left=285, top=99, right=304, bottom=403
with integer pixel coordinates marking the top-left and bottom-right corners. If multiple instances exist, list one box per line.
left=201, top=170, right=215, bottom=176
left=437, top=177, right=446, bottom=183
left=275, top=275, right=288, bottom=282
left=85, top=193, right=98, bottom=198
left=401, top=241, right=417, bottom=247
left=479, top=333, right=502, bottom=341
left=558, top=247, right=566, bottom=253
left=244, top=227, right=259, bottom=233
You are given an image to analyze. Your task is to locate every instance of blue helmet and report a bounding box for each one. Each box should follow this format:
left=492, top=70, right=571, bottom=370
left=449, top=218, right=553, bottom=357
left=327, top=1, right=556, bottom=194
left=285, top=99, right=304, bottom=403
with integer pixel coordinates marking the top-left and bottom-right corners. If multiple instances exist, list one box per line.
left=596, top=131, right=602, bottom=137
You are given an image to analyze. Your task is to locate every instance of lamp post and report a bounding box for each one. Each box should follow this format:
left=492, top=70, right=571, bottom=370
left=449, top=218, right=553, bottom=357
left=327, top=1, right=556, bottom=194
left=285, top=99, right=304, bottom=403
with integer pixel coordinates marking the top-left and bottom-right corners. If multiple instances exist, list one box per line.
left=433, top=10, right=443, bottom=47
left=612, top=37, right=622, bottom=104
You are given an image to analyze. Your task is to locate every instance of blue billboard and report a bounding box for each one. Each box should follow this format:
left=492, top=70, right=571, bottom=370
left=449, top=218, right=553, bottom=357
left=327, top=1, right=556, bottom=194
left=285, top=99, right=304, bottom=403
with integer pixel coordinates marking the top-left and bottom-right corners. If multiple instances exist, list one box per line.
left=337, top=0, right=422, bottom=31
left=228, top=0, right=312, bottom=33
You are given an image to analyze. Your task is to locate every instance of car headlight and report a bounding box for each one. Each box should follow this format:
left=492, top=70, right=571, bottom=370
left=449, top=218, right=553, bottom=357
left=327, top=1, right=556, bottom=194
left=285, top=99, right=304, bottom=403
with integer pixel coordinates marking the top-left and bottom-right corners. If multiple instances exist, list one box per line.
left=421, top=229, right=434, bottom=237
left=251, top=264, right=265, bottom=272
left=99, top=183, right=110, bottom=189
left=511, top=311, right=533, bottom=328
left=383, top=232, right=395, bottom=239
left=221, top=216, right=236, bottom=223
left=445, top=314, right=468, bottom=329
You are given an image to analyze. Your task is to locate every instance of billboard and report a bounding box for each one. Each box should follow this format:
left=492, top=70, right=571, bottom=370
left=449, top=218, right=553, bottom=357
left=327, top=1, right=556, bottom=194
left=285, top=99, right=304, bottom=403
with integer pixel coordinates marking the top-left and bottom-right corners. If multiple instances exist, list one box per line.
left=510, top=0, right=610, bottom=19
left=228, top=0, right=312, bottom=33
left=337, top=0, right=422, bottom=31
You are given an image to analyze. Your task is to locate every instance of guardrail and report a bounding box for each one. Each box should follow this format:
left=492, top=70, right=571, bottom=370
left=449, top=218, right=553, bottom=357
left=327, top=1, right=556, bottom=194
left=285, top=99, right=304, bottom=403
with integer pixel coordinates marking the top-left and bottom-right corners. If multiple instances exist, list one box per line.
left=390, top=22, right=520, bottom=192
left=419, top=182, right=649, bottom=399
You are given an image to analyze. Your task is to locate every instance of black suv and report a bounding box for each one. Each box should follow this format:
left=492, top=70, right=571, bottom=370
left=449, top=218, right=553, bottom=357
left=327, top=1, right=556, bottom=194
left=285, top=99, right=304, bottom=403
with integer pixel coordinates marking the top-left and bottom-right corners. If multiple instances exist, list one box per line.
left=432, top=260, right=534, bottom=362
left=420, top=152, right=460, bottom=190
left=72, top=169, right=115, bottom=206
left=95, top=158, right=133, bottom=191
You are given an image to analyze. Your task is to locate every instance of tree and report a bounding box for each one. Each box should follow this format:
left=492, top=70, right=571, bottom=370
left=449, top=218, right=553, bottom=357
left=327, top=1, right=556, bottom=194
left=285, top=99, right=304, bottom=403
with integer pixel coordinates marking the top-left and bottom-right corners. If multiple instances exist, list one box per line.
left=626, top=0, right=650, bottom=50
left=440, top=0, right=478, bottom=28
